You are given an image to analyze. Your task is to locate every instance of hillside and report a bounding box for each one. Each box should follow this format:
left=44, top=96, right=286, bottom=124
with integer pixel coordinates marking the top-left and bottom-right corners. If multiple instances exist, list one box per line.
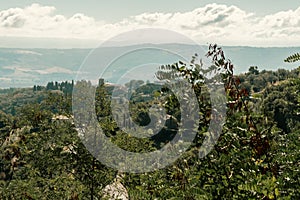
left=0, top=46, right=299, bottom=199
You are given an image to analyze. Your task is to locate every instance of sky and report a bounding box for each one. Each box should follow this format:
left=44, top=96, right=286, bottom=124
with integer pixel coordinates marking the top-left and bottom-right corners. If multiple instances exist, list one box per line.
left=1, top=1, right=300, bottom=48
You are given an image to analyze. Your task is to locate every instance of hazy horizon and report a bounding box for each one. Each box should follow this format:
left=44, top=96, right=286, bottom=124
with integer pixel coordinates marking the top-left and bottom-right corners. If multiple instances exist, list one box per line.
left=1, top=38, right=300, bottom=49
left=0, top=44, right=299, bottom=89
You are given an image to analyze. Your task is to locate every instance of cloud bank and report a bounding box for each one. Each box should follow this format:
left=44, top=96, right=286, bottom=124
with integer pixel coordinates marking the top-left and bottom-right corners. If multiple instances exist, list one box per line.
left=1, top=3, right=300, bottom=46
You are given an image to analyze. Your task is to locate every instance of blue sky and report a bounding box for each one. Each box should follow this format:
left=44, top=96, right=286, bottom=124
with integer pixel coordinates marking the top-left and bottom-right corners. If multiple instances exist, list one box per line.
left=1, top=1, right=300, bottom=47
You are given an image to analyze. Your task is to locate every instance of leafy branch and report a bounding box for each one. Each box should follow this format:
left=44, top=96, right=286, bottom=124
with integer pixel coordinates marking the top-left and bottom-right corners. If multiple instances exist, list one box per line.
left=284, top=52, right=300, bottom=63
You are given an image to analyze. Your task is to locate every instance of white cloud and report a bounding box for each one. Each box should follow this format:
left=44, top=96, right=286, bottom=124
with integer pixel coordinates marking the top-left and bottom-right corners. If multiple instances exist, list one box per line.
left=253, top=8, right=300, bottom=42
left=0, top=3, right=300, bottom=46
left=0, top=3, right=101, bottom=39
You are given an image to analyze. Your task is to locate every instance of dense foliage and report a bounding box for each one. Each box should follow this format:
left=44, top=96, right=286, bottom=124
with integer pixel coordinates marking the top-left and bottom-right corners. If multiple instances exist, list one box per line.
left=0, top=45, right=299, bottom=199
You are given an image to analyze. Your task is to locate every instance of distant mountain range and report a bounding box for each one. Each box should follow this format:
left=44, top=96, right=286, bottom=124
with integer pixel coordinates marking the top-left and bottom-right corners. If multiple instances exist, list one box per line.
left=0, top=44, right=299, bottom=88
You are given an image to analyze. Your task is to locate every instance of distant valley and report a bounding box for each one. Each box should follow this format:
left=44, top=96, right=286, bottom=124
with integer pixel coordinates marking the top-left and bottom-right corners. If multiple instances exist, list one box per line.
left=0, top=44, right=299, bottom=88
